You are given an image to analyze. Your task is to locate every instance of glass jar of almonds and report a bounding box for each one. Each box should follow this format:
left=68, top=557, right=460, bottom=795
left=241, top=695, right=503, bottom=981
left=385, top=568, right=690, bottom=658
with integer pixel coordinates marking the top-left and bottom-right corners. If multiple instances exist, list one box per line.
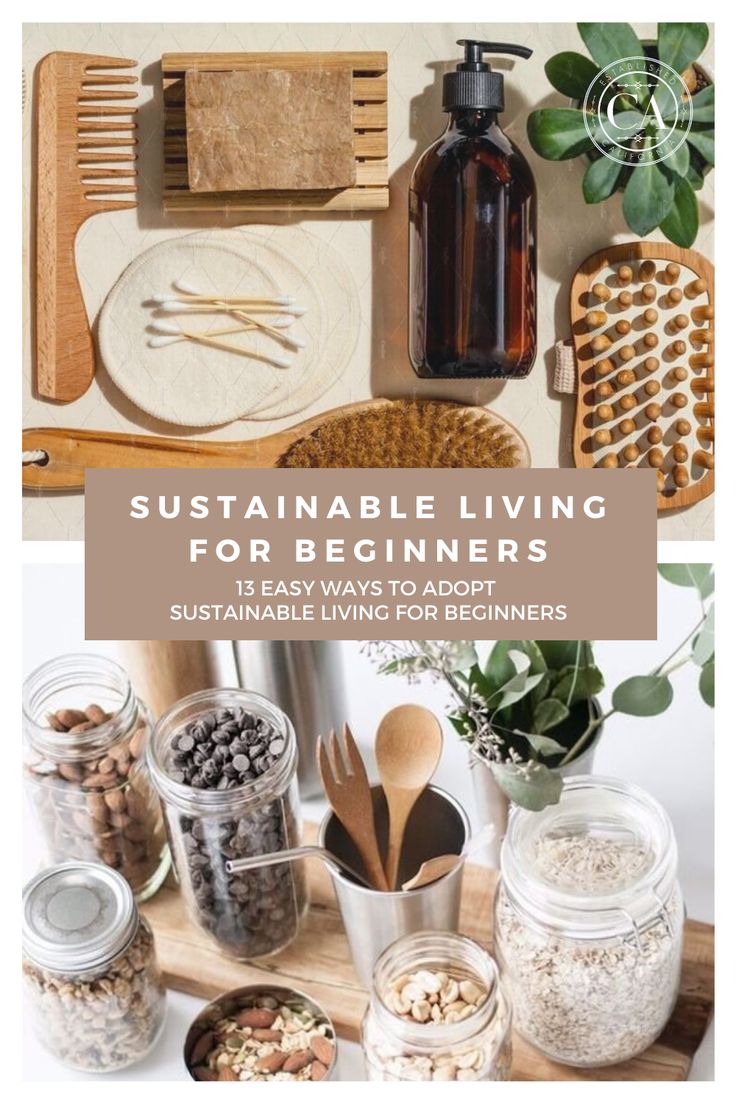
left=23, top=653, right=170, bottom=901
left=22, top=862, right=167, bottom=1072
left=362, top=931, right=512, bottom=1081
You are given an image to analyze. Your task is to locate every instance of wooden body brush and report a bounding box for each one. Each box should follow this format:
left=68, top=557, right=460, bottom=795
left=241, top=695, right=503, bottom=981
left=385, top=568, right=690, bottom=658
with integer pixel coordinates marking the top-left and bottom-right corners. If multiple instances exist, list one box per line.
left=22, top=399, right=531, bottom=490
left=35, top=52, right=138, bottom=402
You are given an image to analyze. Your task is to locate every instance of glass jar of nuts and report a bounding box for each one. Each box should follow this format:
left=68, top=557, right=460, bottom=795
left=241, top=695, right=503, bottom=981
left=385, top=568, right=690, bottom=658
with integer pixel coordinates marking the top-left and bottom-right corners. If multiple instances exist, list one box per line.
left=147, top=688, right=307, bottom=960
left=362, top=931, right=512, bottom=1081
left=22, top=862, right=167, bottom=1073
left=23, top=654, right=170, bottom=902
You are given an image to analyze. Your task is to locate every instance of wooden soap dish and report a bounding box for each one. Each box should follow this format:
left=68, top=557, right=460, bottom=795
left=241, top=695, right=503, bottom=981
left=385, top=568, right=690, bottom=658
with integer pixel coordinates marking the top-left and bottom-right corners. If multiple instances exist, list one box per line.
left=161, top=52, right=389, bottom=213
left=571, top=242, right=714, bottom=512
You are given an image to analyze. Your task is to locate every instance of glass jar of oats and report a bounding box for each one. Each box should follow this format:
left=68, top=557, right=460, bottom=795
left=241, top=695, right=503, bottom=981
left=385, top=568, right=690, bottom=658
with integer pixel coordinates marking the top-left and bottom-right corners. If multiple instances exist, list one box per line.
left=22, top=862, right=167, bottom=1072
left=495, top=775, right=684, bottom=1067
left=362, top=931, right=512, bottom=1081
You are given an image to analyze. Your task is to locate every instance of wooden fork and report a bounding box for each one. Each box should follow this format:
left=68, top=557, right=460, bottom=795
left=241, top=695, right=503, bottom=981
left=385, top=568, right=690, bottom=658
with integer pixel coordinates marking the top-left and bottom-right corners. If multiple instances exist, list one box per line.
left=317, top=724, right=389, bottom=892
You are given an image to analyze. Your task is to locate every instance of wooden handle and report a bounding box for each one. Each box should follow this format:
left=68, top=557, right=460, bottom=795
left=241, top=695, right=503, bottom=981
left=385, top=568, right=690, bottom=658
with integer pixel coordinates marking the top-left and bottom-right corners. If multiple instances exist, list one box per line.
left=35, top=215, right=95, bottom=403
left=22, top=427, right=267, bottom=490
left=35, top=54, right=95, bottom=402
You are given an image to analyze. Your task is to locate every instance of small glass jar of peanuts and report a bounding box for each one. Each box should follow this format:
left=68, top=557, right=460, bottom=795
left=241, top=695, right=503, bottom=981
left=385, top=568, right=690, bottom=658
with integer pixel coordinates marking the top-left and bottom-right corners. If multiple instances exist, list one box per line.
left=362, top=931, right=512, bottom=1081
left=23, top=653, right=170, bottom=901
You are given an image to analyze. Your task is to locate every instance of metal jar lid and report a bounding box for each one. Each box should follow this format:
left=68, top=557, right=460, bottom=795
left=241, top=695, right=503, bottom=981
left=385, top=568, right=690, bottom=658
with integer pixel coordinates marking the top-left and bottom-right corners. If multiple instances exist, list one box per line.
left=22, top=862, right=138, bottom=974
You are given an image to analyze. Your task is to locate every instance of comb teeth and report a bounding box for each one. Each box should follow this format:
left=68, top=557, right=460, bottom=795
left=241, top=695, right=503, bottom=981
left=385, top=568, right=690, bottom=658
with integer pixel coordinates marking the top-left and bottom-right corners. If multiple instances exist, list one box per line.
left=77, top=105, right=139, bottom=118
left=79, top=89, right=138, bottom=101
left=78, top=151, right=136, bottom=164
left=77, top=136, right=136, bottom=149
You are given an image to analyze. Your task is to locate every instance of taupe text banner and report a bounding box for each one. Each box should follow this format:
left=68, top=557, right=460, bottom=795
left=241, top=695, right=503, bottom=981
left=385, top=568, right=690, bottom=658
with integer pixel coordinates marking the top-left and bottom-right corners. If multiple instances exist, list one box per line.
left=85, top=468, right=657, bottom=640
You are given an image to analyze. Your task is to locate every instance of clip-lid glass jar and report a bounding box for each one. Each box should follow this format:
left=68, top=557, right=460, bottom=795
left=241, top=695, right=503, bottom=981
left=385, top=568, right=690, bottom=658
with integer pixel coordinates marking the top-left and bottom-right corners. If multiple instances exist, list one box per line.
left=22, top=861, right=167, bottom=1072
left=23, top=653, right=170, bottom=902
left=494, top=775, right=684, bottom=1067
left=362, top=931, right=512, bottom=1081
left=147, top=688, right=307, bottom=960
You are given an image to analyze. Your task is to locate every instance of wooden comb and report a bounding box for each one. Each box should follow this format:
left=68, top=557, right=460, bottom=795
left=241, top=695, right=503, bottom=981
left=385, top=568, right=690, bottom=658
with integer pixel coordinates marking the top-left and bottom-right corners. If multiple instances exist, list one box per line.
left=35, top=52, right=138, bottom=403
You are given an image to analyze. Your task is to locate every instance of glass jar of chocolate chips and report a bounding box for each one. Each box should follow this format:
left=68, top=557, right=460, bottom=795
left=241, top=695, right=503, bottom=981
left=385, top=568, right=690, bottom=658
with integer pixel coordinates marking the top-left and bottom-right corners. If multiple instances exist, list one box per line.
left=147, top=688, right=307, bottom=959
left=23, top=654, right=170, bottom=902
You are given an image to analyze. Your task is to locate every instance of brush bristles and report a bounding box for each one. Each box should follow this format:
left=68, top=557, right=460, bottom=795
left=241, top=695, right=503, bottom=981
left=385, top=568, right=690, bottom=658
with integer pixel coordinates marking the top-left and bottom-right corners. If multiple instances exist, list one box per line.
left=278, top=401, right=520, bottom=469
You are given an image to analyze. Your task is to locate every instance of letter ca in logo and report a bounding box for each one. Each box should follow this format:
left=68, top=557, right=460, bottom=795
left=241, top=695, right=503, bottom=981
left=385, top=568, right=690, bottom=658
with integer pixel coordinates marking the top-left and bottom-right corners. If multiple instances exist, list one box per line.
left=583, top=56, right=693, bottom=166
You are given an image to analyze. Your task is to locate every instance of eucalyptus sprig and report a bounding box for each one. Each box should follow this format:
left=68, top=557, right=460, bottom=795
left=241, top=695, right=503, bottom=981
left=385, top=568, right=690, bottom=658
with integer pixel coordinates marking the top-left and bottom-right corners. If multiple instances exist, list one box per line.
left=369, top=564, right=713, bottom=812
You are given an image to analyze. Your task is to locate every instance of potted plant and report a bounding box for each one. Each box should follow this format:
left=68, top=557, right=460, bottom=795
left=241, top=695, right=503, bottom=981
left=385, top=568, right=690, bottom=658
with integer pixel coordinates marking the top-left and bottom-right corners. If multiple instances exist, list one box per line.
left=370, top=564, right=714, bottom=861
left=526, top=23, right=713, bottom=246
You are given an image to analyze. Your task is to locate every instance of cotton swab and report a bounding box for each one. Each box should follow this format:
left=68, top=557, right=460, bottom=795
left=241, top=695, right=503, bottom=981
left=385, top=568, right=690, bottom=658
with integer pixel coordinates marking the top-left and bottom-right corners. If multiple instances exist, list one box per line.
left=155, top=299, right=307, bottom=318
left=174, top=278, right=296, bottom=305
left=148, top=322, right=292, bottom=369
left=151, top=320, right=257, bottom=336
left=156, top=302, right=299, bottom=327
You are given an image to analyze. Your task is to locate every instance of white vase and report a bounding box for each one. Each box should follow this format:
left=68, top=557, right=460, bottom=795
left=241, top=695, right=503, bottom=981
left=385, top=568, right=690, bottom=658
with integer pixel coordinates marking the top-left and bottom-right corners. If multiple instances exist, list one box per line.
left=469, top=719, right=602, bottom=868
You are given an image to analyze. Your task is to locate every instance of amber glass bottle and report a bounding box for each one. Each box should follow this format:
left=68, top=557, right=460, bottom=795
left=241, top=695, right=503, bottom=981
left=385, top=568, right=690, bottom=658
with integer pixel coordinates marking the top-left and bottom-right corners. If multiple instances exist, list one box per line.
left=409, top=41, right=537, bottom=380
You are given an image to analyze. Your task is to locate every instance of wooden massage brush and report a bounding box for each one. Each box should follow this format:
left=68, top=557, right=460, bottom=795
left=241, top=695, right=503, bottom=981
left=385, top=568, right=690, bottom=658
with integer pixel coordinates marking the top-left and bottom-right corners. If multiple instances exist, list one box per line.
left=35, top=53, right=139, bottom=402
left=22, top=399, right=532, bottom=491
left=570, top=243, right=714, bottom=510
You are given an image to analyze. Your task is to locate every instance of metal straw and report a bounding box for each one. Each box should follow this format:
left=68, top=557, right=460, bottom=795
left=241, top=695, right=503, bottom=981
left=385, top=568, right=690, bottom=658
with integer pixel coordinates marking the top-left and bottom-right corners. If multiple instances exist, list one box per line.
left=225, top=844, right=372, bottom=889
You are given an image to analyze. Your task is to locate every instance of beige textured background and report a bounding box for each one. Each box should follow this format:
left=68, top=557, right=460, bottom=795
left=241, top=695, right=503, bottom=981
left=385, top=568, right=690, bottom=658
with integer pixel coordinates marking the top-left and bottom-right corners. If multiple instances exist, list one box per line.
left=22, top=22, right=715, bottom=540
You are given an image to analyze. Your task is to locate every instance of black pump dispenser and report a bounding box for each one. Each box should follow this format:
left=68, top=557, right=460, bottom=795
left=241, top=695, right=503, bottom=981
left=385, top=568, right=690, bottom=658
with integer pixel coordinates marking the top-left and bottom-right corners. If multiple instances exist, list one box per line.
left=442, top=40, right=532, bottom=112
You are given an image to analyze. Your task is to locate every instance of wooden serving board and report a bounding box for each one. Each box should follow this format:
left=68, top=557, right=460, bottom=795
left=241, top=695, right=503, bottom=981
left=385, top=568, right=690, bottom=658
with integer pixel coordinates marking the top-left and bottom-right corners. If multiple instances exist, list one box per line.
left=141, top=822, right=714, bottom=1081
left=161, top=52, right=389, bottom=212
left=570, top=242, right=714, bottom=512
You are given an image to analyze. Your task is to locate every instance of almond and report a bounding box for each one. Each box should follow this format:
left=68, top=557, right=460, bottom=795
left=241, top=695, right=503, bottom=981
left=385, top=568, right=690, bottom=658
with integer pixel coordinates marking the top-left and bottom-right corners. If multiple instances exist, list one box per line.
left=310, top=1060, right=329, bottom=1081
left=129, top=725, right=147, bottom=759
left=236, top=1007, right=276, bottom=1029
left=85, top=704, right=110, bottom=726
left=252, top=1029, right=283, bottom=1042
left=310, top=1035, right=335, bottom=1067
left=282, top=1049, right=311, bottom=1074
left=218, top=1067, right=239, bottom=1081
left=58, top=762, right=85, bottom=783
left=189, top=1030, right=214, bottom=1066
left=191, top=1066, right=218, bottom=1081
left=255, top=1051, right=287, bottom=1073
left=104, top=789, right=127, bottom=813
left=56, top=709, right=88, bottom=729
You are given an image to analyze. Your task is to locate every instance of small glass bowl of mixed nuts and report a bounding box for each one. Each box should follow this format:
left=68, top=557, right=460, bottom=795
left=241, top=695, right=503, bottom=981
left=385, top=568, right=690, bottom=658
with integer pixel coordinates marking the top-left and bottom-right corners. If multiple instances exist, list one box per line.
left=184, top=985, right=337, bottom=1082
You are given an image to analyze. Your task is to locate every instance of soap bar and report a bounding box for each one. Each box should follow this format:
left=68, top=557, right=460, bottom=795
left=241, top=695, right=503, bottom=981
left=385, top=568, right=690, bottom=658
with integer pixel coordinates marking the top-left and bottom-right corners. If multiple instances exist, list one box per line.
left=185, top=68, right=356, bottom=193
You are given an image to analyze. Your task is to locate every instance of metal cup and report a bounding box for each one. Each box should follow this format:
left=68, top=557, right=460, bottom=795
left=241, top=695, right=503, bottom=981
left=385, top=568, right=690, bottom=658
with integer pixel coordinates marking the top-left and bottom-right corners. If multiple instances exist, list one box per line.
left=319, top=784, right=470, bottom=986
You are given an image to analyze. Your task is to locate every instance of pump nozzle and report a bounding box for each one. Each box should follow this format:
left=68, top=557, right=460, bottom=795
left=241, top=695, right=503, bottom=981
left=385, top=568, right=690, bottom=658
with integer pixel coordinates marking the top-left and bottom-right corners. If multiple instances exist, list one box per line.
left=443, top=40, right=533, bottom=112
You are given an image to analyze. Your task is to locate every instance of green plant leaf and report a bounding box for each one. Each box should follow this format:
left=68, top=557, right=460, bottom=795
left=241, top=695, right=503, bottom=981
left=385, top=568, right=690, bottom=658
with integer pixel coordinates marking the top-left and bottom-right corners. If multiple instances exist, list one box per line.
left=532, top=698, right=570, bottom=733
left=536, top=641, right=589, bottom=670
left=666, top=83, right=714, bottom=124
left=582, top=155, right=624, bottom=202
left=689, top=84, right=715, bottom=125
left=660, top=173, right=699, bottom=247
left=527, top=108, right=644, bottom=161
left=657, top=563, right=714, bottom=598
left=612, top=675, right=674, bottom=715
left=484, top=641, right=521, bottom=691
left=665, top=139, right=690, bottom=178
left=687, top=128, right=714, bottom=165
left=440, top=640, right=479, bottom=672
left=551, top=664, right=605, bottom=706
left=490, top=652, right=545, bottom=714
left=657, top=23, right=709, bottom=74
left=524, top=731, right=569, bottom=758
left=622, top=164, right=675, bottom=236
left=577, top=23, right=643, bottom=76
left=692, top=604, right=715, bottom=667
left=545, top=51, right=600, bottom=100
left=527, top=108, right=596, bottom=160
left=699, top=659, right=714, bottom=707
left=491, top=761, right=563, bottom=811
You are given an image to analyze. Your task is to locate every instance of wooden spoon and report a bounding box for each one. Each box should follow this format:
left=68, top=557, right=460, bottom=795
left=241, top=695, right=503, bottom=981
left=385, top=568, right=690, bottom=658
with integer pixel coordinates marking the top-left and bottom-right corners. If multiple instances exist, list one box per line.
left=400, top=825, right=496, bottom=891
left=375, top=705, right=443, bottom=890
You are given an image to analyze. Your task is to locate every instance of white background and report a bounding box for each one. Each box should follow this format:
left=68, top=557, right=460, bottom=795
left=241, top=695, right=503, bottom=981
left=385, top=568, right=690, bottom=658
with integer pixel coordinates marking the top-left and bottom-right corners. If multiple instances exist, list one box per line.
left=22, top=564, right=714, bottom=1080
